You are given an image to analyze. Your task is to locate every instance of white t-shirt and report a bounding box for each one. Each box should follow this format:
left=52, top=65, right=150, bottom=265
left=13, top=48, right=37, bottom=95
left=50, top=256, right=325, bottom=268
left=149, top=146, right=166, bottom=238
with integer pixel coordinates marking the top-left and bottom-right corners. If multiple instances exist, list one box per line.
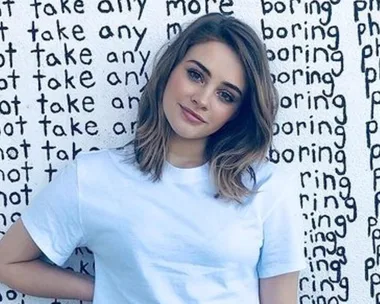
left=22, top=147, right=305, bottom=303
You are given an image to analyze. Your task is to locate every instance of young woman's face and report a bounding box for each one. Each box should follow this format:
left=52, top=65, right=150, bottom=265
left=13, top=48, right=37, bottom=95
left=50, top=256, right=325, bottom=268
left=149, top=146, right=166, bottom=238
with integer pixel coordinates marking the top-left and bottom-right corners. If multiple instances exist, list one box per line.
left=162, top=40, right=246, bottom=142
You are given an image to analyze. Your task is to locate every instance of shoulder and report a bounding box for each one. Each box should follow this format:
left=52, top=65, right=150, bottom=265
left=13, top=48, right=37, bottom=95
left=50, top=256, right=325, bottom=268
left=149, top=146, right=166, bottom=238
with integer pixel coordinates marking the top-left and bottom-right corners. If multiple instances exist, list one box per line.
left=244, top=159, right=297, bottom=194
left=74, top=148, right=113, bottom=171
left=242, top=160, right=300, bottom=219
left=253, top=160, right=297, bottom=192
left=74, top=146, right=136, bottom=179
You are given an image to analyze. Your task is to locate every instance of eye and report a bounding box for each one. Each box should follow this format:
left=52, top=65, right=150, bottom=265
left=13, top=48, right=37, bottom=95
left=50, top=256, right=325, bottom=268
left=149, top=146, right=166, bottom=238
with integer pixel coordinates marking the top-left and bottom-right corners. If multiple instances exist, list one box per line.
left=187, top=68, right=204, bottom=83
left=218, top=90, right=235, bottom=103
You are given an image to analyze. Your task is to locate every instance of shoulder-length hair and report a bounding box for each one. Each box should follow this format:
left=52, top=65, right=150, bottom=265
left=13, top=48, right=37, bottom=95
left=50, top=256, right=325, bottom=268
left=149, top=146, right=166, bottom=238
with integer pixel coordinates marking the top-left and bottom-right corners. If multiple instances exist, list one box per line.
left=124, top=13, right=279, bottom=203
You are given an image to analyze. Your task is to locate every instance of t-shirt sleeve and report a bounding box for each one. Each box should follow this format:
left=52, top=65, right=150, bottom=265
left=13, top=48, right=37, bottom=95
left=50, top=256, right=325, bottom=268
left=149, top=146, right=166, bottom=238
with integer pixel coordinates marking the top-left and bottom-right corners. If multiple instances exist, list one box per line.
left=21, top=159, right=86, bottom=267
left=257, top=172, right=306, bottom=278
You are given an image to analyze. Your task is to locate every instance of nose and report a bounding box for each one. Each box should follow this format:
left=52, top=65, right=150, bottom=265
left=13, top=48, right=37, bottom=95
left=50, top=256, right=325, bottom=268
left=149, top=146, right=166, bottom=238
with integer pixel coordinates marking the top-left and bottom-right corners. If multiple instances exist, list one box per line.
left=191, top=87, right=213, bottom=110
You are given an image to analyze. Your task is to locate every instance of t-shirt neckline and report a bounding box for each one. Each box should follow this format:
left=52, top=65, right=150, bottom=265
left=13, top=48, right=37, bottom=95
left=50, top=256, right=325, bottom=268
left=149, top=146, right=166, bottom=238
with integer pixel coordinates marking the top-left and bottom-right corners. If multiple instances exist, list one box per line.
left=162, top=160, right=209, bottom=183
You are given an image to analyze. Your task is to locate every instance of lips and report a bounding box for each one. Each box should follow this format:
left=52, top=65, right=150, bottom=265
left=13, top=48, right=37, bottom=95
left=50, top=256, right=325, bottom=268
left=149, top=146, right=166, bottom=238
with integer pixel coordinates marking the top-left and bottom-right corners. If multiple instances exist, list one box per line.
left=180, top=105, right=206, bottom=123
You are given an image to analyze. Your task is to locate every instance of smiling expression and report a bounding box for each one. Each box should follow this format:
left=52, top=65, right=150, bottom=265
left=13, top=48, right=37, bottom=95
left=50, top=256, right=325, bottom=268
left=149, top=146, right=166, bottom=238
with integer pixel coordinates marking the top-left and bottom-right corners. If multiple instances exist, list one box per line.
left=162, top=40, right=246, bottom=142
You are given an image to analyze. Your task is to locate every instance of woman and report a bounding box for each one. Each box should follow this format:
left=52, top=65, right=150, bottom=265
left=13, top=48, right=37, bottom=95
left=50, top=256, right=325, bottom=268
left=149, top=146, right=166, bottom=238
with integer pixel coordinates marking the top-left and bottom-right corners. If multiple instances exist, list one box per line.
left=0, top=13, right=305, bottom=303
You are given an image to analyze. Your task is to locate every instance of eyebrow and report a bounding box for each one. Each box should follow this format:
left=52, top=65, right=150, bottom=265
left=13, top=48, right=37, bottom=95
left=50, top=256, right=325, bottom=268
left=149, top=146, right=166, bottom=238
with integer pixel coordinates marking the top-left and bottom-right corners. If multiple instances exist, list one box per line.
left=186, top=59, right=243, bottom=97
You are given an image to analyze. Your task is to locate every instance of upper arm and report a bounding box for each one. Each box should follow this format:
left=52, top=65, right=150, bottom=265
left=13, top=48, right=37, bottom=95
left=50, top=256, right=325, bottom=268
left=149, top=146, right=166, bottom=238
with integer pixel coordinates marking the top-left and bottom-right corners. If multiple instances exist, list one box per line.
left=259, top=271, right=300, bottom=304
left=0, top=218, right=42, bottom=265
left=257, top=171, right=305, bottom=278
left=20, top=159, right=86, bottom=266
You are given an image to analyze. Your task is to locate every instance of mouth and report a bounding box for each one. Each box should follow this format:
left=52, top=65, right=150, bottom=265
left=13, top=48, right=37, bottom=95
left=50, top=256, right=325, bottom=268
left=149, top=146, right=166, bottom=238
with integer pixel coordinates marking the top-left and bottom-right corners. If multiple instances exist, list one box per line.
left=179, top=105, right=207, bottom=124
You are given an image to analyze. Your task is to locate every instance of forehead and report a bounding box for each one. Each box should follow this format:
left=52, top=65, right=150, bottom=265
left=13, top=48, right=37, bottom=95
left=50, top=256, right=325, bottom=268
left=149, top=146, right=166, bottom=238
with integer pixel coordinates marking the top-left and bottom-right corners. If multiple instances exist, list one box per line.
left=183, top=41, right=246, bottom=90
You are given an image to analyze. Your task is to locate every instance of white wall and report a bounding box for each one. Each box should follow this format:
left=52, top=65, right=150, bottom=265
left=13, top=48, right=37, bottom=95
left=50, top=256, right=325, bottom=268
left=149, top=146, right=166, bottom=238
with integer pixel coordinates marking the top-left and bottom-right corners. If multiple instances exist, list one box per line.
left=0, top=0, right=379, bottom=303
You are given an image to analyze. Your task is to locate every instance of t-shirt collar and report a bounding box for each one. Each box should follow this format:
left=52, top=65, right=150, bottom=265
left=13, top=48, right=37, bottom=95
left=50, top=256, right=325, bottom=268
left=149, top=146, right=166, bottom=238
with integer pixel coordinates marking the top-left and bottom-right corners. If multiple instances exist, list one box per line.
left=162, top=160, right=209, bottom=183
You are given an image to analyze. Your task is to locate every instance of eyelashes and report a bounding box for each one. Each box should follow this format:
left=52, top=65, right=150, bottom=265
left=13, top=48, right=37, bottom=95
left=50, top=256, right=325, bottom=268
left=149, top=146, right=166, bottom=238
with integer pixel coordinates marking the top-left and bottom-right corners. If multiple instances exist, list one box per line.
left=186, top=68, right=236, bottom=103
left=218, top=91, right=235, bottom=103
left=187, top=68, right=203, bottom=83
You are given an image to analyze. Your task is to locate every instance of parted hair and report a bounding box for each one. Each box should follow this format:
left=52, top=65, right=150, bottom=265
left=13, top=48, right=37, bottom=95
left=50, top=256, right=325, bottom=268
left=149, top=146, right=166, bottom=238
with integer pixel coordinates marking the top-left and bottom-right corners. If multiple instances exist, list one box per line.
left=123, top=12, right=279, bottom=203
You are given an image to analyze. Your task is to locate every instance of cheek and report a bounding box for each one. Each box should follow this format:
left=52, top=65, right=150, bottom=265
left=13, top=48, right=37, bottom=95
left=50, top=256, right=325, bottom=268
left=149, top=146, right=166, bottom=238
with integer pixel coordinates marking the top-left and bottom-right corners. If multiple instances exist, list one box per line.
left=212, top=104, right=239, bottom=126
left=164, top=70, right=188, bottom=101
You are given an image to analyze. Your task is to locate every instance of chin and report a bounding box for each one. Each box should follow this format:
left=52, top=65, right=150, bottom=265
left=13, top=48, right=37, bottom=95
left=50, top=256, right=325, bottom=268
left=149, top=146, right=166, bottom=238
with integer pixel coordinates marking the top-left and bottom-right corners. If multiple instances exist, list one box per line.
left=174, top=132, right=206, bottom=141
left=170, top=126, right=207, bottom=141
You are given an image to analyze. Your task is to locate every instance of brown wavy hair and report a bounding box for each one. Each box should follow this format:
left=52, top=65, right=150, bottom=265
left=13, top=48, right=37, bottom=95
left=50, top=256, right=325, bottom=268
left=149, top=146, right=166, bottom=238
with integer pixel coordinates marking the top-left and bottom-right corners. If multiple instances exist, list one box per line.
left=123, top=13, right=279, bottom=203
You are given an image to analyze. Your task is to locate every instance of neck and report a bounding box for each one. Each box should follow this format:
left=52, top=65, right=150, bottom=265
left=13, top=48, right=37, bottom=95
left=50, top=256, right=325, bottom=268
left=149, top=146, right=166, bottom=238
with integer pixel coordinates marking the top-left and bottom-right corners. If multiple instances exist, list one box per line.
left=167, top=135, right=207, bottom=168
